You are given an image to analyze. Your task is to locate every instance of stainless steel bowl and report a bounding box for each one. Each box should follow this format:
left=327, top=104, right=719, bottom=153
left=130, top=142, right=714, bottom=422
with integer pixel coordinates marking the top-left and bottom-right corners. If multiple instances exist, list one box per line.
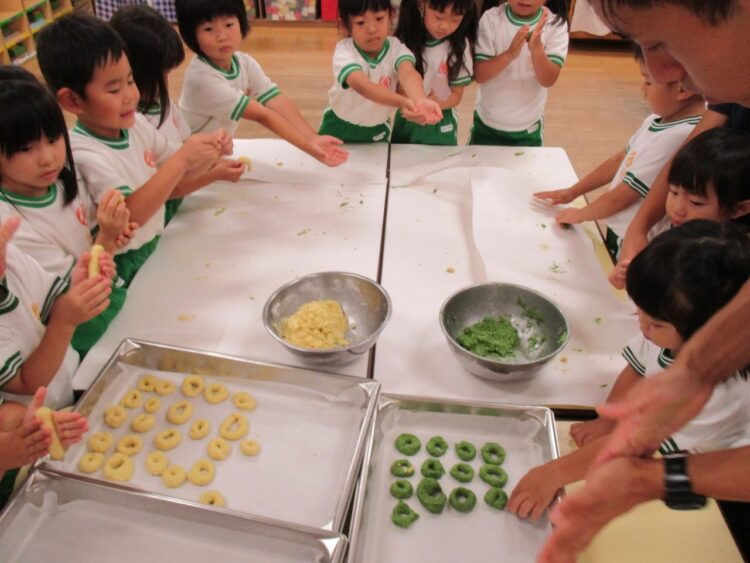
left=263, top=272, right=391, bottom=366
left=439, top=282, right=569, bottom=382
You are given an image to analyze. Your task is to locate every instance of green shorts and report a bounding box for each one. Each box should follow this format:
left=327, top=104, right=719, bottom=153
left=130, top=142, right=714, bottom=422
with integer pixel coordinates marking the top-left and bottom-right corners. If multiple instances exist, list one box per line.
left=605, top=226, right=621, bottom=263
left=114, top=235, right=160, bottom=287
left=468, top=112, right=543, bottom=147
left=71, top=280, right=127, bottom=358
left=391, top=109, right=458, bottom=146
left=318, top=108, right=390, bottom=143
left=165, top=198, right=184, bottom=225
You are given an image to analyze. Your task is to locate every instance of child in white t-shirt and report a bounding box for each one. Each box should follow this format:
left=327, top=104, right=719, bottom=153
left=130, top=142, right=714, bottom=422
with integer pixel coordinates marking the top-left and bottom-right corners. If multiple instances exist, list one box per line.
left=534, top=48, right=705, bottom=260
left=176, top=0, right=348, bottom=166
left=392, top=0, right=477, bottom=145
left=471, top=0, right=569, bottom=146
left=508, top=220, right=750, bottom=522
left=318, top=0, right=443, bottom=143
left=110, top=5, right=246, bottom=224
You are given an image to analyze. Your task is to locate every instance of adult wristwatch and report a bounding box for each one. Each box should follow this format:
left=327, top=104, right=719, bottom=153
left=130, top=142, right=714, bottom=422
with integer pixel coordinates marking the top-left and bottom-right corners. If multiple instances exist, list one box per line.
left=663, top=452, right=707, bottom=510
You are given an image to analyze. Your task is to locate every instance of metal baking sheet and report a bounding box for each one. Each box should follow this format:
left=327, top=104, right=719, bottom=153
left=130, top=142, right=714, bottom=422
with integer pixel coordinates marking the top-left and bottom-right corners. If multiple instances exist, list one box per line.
left=347, top=394, right=560, bottom=563
left=0, top=470, right=346, bottom=563
left=41, top=339, right=379, bottom=532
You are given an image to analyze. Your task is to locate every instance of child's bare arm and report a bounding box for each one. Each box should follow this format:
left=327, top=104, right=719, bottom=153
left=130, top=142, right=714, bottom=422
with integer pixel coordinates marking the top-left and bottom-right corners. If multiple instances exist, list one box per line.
left=171, top=158, right=246, bottom=196
left=429, top=85, right=467, bottom=110
left=346, top=70, right=412, bottom=109
left=535, top=149, right=627, bottom=205
left=508, top=436, right=610, bottom=522
left=264, top=96, right=348, bottom=167
left=473, top=25, right=527, bottom=83
left=123, top=133, right=223, bottom=225
left=555, top=181, right=641, bottom=226
left=396, top=63, right=442, bottom=124
left=528, top=11, right=561, bottom=87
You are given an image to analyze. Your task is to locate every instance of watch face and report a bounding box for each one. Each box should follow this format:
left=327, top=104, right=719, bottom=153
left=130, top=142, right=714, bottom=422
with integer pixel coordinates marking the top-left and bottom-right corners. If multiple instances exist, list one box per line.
left=664, top=454, right=707, bottom=510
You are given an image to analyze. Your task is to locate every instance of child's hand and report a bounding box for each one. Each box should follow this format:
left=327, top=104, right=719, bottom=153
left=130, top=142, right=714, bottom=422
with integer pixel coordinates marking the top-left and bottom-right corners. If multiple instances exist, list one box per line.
left=53, top=273, right=111, bottom=327
left=570, top=418, right=616, bottom=447
left=608, top=258, right=630, bottom=290
left=0, top=215, right=20, bottom=277
left=506, top=25, right=529, bottom=60
left=534, top=188, right=576, bottom=206
left=210, top=158, right=246, bottom=183
left=53, top=411, right=88, bottom=448
left=72, top=248, right=116, bottom=284
left=0, top=388, right=51, bottom=471
left=555, top=207, right=585, bottom=226
left=527, top=9, right=548, bottom=52
left=212, top=129, right=234, bottom=157
left=400, top=102, right=428, bottom=125
left=180, top=133, right=223, bottom=173
left=96, top=190, right=130, bottom=251
left=507, top=465, right=561, bottom=522
left=116, top=222, right=139, bottom=249
left=414, top=98, right=443, bottom=125
left=309, top=135, right=349, bottom=167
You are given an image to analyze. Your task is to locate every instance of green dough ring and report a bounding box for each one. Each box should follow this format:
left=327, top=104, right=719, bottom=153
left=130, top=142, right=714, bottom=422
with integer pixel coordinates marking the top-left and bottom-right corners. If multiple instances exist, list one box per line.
left=390, top=479, right=413, bottom=499
left=426, top=436, right=448, bottom=457
left=449, top=487, right=477, bottom=512
left=485, top=487, right=508, bottom=510
left=481, top=442, right=506, bottom=465
left=449, top=462, right=474, bottom=483
left=455, top=441, right=476, bottom=461
left=391, top=459, right=415, bottom=477
left=416, top=478, right=447, bottom=514
left=479, top=464, right=508, bottom=487
left=392, top=501, right=420, bottom=528
left=395, top=433, right=421, bottom=455
left=420, top=458, right=445, bottom=479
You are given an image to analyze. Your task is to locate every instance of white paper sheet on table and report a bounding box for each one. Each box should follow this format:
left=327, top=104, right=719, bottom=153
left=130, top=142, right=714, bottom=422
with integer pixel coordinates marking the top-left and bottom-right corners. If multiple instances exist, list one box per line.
left=233, top=139, right=387, bottom=185
left=374, top=154, right=639, bottom=408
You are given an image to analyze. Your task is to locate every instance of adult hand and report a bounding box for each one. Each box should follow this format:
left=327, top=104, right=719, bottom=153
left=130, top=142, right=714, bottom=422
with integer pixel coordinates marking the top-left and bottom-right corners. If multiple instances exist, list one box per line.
left=538, top=456, right=663, bottom=563
left=592, top=364, right=714, bottom=469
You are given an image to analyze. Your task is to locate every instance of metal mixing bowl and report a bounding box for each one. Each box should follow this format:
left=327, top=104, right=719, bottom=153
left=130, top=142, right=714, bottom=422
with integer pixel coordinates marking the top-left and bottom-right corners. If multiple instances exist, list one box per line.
left=439, top=282, right=569, bottom=382
left=263, top=272, right=391, bottom=366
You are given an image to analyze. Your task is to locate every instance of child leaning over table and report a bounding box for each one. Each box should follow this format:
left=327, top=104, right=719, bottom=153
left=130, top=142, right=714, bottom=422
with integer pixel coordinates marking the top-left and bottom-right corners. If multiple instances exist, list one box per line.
left=36, top=14, right=232, bottom=286
left=507, top=220, right=750, bottom=522
left=176, top=0, right=348, bottom=166
left=110, top=5, right=247, bottom=225
left=534, top=46, right=705, bottom=261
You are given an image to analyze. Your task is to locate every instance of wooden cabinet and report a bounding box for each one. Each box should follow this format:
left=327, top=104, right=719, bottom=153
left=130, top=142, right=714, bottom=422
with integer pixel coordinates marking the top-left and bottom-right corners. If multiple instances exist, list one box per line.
left=0, top=0, right=74, bottom=66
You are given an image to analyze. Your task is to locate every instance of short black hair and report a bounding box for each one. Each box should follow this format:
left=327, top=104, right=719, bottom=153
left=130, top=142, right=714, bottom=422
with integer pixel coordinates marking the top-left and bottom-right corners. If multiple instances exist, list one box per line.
left=110, top=5, right=185, bottom=127
left=480, top=0, right=570, bottom=25
left=338, top=0, right=392, bottom=31
left=176, top=0, right=249, bottom=57
left=627, top=219, right=750, bottom=340
left=36, top=13, right=127, bottom=98
left=0, top=80, right=78, bottom=205
left=596, top=0, right=738, bottom=27
left=668, top=127, right=750, bottom=217
left=0, top=64, right=38, bottom=83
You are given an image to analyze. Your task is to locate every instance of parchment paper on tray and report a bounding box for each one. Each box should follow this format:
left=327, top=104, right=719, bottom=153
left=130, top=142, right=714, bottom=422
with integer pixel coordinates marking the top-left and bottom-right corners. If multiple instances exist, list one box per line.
left=44, top=339, right=379, bottom=533
left=348, top=395, right=559, bottom=563
left=0, top=471, right=347, bottom=563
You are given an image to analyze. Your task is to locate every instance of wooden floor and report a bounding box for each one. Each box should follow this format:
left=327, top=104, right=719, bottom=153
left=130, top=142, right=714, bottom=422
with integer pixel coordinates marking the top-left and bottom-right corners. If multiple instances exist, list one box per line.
left=32, top=21, right=648, bottom=179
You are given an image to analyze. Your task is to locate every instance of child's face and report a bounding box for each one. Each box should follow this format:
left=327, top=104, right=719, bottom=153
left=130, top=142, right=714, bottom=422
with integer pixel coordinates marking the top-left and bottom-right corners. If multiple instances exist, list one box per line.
left=78, top=55, right=139, bottom=139
left=507, top=0, right=546, bottom=18
left=636, top=308, right=683, bottom=351
left=349, top=10, right=390, bottom=57
left=639, top=61, right=683, bottom=118
left=196, top=16, right=243, bottom=70
left=422, top=3, right=464, bottom=41
left=0, top=135, right=66, bottom=195
left=666, top=184, right=723, bottom=227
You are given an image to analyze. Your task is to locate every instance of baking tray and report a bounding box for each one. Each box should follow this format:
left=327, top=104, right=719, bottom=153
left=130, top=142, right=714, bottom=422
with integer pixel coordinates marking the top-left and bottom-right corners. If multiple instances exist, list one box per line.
left=0, top=469, right=347, bottom=562
left=41, top=339, right=379, bottom=532
left=347, top=394, right=560, bottom=563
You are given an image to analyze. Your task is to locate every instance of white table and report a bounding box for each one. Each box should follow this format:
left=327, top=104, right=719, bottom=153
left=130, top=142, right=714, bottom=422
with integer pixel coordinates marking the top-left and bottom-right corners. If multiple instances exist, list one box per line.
left=373, top=145, right=638, bottom=408
left=73, top=140, right=389, bottom=389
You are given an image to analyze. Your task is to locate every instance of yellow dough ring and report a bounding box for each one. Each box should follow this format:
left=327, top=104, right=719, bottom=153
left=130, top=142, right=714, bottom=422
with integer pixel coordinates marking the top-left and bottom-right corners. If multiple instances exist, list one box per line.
left=219, top=413, right=249, bottom=441
left=187, top=459, right=215, bottom=486
left=198, top=490, right=226, bottom=507
left=103, top=453, right=134, bottom=481
left=167, top=401, right=193, bottom=425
